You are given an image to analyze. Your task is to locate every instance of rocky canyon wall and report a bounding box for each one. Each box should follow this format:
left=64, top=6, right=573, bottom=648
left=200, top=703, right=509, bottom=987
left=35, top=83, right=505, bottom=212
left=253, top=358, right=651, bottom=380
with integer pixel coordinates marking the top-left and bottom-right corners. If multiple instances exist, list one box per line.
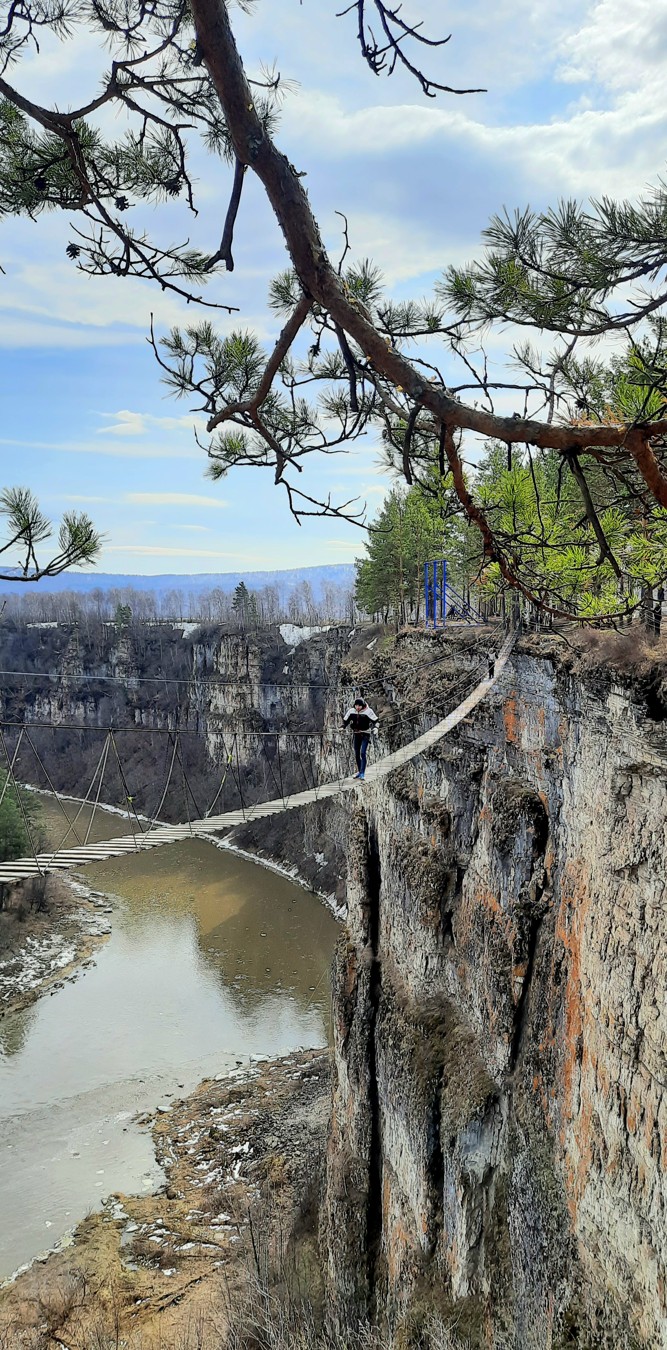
left=0, top=619, right=351, bottom=878
left=3, top=614, right=666, bottom=1346
left=323, top=634, right=667, bottom=1348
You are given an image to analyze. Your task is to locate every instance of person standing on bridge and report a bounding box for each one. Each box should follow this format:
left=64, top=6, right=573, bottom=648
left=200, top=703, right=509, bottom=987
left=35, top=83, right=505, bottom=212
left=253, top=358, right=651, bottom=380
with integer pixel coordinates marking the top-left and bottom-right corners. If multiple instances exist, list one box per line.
left=342, top=697, right=378, bottom=781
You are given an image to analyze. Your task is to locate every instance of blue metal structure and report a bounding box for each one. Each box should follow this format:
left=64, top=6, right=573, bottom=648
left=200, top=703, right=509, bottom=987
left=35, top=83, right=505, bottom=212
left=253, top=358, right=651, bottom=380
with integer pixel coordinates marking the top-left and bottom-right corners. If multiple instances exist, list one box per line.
left=424, top=559, right=485, bottom=627
left=424, top=559, right=447, bottom=628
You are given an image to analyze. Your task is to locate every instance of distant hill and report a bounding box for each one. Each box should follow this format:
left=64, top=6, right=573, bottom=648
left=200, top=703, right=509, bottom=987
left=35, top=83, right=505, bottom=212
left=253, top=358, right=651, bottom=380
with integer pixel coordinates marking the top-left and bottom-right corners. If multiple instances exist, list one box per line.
left=0, top=564, right=355, bottom=602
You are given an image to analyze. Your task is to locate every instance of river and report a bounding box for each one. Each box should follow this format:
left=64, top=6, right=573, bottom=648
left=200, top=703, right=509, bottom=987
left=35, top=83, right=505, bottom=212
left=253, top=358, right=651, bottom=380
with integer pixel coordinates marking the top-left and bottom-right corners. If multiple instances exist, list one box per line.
left=0, top=797, right=339, bottom=1281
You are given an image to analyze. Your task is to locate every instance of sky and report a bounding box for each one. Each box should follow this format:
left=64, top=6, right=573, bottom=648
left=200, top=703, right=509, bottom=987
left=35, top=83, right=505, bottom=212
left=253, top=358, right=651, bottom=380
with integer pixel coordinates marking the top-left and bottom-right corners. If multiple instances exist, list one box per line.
left=1, top=0, right=665, bottom=575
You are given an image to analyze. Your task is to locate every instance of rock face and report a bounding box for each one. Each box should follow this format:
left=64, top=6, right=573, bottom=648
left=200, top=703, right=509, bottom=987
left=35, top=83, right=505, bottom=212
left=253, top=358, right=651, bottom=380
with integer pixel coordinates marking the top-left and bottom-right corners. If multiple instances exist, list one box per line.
left=4, top=616, right=666, bottom=1343
left=323, top=639, right=667, bottom=1349
left=0, top=620, right=351, bottom=858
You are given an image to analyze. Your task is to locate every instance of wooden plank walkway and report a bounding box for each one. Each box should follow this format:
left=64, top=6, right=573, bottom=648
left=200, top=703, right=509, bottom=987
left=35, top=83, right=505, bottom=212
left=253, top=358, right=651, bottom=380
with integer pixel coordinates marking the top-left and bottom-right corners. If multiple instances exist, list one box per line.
left=0, top=634, right=515, bottom=882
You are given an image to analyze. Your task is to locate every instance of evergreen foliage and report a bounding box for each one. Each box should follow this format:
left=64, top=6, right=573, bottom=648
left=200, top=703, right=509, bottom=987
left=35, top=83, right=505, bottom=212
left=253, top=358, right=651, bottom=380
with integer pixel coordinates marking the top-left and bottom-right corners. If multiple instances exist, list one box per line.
left=0, top=769, right=41, bottom=862
left=355, top=487, right=453, bottom=623
left=2, top=0, right=667, bottom=619
left=0, top=486, right=101, bottom=583
left=358, top=358, right=667, bottom=622
left=231, top=580, right=259, bottom=627
left=114, top=602, right=133, bottom=628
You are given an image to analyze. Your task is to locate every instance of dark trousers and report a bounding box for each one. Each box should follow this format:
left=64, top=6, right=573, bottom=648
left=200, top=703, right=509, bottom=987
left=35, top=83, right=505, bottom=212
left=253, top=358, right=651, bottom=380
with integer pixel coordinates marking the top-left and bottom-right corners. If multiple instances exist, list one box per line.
left=354, top=733, right=370, bottom=774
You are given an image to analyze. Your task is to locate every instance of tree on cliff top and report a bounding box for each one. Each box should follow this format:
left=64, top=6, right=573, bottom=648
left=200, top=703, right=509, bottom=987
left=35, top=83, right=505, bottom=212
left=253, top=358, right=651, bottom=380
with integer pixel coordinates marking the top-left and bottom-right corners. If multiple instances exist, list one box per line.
left=355, top=485, right=456, bottom=625
left=2, top=1, right=667, bottom=618
left=231, top=579, right=258, bottom=628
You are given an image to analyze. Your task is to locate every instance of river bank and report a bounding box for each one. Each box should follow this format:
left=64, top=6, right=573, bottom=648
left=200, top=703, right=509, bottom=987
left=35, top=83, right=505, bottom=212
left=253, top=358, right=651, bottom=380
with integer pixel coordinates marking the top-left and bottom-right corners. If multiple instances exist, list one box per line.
left=0, top=792, right=138, bottom=1020
left=0, top=872, right=114, bottom=1020
left=0, top=782, right=346, bottom=1025
left=0, top=796, right=338, bottom=1288
left=0, top=1046, right=330, bottom=1348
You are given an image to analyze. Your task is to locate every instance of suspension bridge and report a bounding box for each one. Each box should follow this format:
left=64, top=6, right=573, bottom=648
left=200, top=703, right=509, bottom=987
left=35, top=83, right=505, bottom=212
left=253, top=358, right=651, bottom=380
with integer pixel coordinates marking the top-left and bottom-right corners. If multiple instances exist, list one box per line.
left=0, top=633, right=515, bottom=884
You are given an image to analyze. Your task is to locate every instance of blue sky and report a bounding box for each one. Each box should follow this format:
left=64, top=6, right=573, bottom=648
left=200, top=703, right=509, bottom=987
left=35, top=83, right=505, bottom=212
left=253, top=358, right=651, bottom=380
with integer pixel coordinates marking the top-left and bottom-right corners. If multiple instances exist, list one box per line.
left=1, top=0, right=664, bottom=574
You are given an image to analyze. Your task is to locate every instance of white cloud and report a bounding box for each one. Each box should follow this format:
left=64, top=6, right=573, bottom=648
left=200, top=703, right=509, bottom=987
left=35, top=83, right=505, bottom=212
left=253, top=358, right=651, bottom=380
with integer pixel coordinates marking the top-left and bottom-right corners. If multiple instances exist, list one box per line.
left=0, top=253, right=191, bottom=334
left=243, top=0, right=583, bottom=101
left=0, top=318, right=143, bottom=350
left=325, top=539, right=365, bottom=552
left=322, top=211, right=471, bottom=288
left=0, top=437, right=199, bottom=461
left=57, top=494, right=112, bottom=504
left=556, top=0, right=667, bottom=91
left=3, top=0, right=665, bottom=578
left=98, top=410, right=205, bottom=438
left=125, top=492, right=227, bottom=509
left=285, top=87, right=666, bottom=201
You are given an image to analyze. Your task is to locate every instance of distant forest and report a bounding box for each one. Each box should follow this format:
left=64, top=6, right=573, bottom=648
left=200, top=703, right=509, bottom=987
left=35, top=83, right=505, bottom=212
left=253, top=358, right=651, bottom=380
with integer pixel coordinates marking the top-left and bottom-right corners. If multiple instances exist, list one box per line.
left=0, top=575, right=357, bottom=627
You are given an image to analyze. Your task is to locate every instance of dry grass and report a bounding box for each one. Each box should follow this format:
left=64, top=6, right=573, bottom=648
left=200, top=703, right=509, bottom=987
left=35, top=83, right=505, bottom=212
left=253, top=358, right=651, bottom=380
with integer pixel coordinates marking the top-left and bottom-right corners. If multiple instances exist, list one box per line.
left=573, top=626, right=667, bottom=676
left=215, top=1275, right=471, bottom=1350
left=125, top=1230, right=183, bottom=1272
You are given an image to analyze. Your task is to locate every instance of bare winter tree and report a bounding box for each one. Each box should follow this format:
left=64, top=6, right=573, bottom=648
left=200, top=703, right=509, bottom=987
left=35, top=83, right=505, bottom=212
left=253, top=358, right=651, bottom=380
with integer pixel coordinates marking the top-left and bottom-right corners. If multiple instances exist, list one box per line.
left=2, top=0, right=667, bottom=617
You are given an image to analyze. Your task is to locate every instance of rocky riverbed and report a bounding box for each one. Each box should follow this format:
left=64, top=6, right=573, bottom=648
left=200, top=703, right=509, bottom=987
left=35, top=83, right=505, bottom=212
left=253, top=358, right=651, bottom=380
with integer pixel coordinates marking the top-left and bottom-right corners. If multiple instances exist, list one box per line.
left=0, top=1047, right=330, bottom=1347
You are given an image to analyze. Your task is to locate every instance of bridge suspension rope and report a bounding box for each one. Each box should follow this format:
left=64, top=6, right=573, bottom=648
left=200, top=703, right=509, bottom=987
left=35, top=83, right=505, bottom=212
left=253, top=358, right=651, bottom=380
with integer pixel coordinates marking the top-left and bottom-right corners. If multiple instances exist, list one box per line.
left=0, top=633, right=516, bottom=884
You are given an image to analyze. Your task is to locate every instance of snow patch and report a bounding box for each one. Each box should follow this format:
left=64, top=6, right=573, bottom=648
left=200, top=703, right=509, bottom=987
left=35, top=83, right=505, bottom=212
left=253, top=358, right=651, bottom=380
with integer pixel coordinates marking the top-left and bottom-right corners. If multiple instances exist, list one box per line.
left=172, top=622, right=200, bottom=638
left=279, top=624, right=331, bottom=647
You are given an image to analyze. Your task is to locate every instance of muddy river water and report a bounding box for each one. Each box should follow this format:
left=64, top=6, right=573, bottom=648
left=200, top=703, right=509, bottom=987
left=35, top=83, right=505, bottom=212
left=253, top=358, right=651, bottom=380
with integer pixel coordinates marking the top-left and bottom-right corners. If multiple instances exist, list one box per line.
left=0, top=799, right=339, bottom=1281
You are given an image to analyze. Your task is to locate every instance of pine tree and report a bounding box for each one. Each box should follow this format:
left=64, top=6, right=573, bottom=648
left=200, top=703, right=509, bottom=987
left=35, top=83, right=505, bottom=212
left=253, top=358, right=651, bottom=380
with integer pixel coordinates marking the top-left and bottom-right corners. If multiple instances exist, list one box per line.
left=0, top=488, right=101, bottom=584
left=231, top=581, right=251, bottom=628
left=355, top=487, right=451, bottom=625
left=2, top=1, right=667, bottom=618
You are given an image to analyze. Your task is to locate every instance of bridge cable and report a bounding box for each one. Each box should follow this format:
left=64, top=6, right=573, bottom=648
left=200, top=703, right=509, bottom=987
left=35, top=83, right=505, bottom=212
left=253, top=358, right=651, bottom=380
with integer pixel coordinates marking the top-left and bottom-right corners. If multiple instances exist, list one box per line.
left=22, top=727, right=84, bottom=847
left=0, top=727, right=44, bottom=875
left=177, top=733, right=205, bottom=823
left=1, top=629, right=510, bottom=862
left=0, top=622, right=506, bottom=704
left=145, top=732, right=179, bottom=834
left=233, top=733, right=247, bottom=822
left=205, top=735, right=233, bottom=818
left=82, top=734, right=112, bottom=848
left=0, top=727, right=24, bottom=809
left=172, top=731, right=197, bottom=834
left=261, top=734, right=289, bottom=810
left=275, top=735, right=287, bottom=808
left=41, top=732, right=111, bottom=856
left=294, top=734, right=317, bottom=800
left=0, top=637, right=516, bottom=879
left=108, top=730, right=145, bottom=847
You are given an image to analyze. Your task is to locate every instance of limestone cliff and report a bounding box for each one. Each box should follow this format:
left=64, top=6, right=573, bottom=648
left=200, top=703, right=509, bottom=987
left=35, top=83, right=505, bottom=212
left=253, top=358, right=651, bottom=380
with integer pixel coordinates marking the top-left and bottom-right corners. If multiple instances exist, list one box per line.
left=0, top=619, right=350, bottom=853
left=323, top=634, right=667, bottom=1349
left=3, top=615, right=666, bottom=1345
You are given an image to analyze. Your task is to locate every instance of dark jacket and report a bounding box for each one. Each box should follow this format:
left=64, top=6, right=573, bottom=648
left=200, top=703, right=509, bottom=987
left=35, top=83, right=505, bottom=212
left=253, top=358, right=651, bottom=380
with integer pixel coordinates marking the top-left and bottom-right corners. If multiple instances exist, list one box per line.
left=342, top=704, right=378, bottom=735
